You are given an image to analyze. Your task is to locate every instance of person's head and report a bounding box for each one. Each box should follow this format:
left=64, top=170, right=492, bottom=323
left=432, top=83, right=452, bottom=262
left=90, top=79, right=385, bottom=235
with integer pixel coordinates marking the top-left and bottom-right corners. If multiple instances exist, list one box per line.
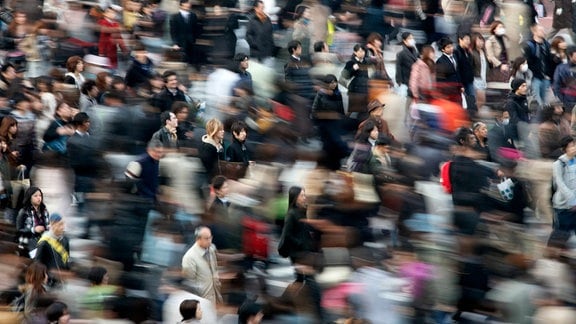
left=160, top=110, right=178, bottom=129
left=103, top=6, right=119, bottom=20
left=494, top=109, right=510, bottom=125
left=95, top=72, right=112, bottom=91
left=458, top=32, right=471, bottom=49
left=55, top=101, right=73, bottom=121
left=511, top=56, right=528, bottom=75
left=13, top=92, right=31, bottom=111
left=179, top=0, right=191, bottom=10
left=530, top=22, right=546, bottom=40
left=313, top=41, right=328, bottom=53
left=510, top=78, right=527, bottom=96
left=179, top=299, right=202, bottom=321
left=72, top=112, right=90, bottom=132
left=470, top=32, right=485, bottom=51
left=567, top=46, right=576, bottom=63
left=65, top=56, right=84, bottom=73
left=551, top=36, right=567, bottom=52
left=205, top=118, right=224, bottom=142
left=147, top=139, right=165, bottom=161
left=88, top=266, right=109, bottom=286
left=367, top=32, right=384, bottom=49
left=367, top=100, right=385, bottom=118
left=171, top=101, right=190, bottom=122
left=455, top=126, right=477, bottom=148
left=25, top=262, right=48, bottom=291
left=194, top=226, right=212, bottom=249
left=352, top=44, right=366, bottom=60
left=36, top=76, right=54, bottom=93
left=287, top=40, right=302, bottom=57
left=472, top=121, right=488, bottom=140
left=357, top=119, right=378, bottom=142
left=24, top=186, right=44, bottom=209
left=374, top=135, right=392, bottom=155
left=401, top=32, right=415, bottom=48
left=0, top=136, right=8, bottom=153
left=212, top=175, right=229, bottom=198
left=132, top=42, right=148, bottom=64
left=490, top=20, right=506, bottom=36
left=322, top=74, right=338, bottom=90
left=149, top=72, right=164, bottom=89
left=231, top=120, right=247, bottom=142
left=12, top=10, right=26, bottom=25
left=81, top=80, right=99, bottom=98
left=238, top=301, right=264, bottom=324
left=438, top=37, right=454, bottom=55
left=49, top=213, right=65, bottom=238
left=561, top=136, right=576, bottom=157
left=0, top=116, right=17, bottom=138
left=1, top=63, right=16, bottom=81
left=420, top=45, right=435, bottom=61
left=288, top=186, right=306, bottom=209
left=234, top=53, right=250, bottom=71
left=102, top=90, right=126, bottom=106
left=294, top=5, right=309, bottom=20
left=253, top=0, right=264, bottom=14
left=110, top=76, right=126, bottom=91
left=163, top=70, right=179, bottom=90
left=46, top=301, right=70, bottom=324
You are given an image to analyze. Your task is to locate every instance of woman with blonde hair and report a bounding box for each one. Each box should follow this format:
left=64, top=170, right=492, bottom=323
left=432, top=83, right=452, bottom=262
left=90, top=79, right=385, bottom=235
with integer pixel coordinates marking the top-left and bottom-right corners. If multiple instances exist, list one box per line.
left=199, top=118, right=225, bottom=182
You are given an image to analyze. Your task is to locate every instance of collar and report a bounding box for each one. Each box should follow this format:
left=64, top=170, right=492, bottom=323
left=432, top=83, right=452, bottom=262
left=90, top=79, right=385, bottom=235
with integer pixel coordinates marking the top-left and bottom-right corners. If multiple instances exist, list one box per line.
left=291, top=55, right=301, bottom=61
left=217, top=196, right=230, bottom=206
left=179, top=9, right=189, bottom=16
left=75, top=130, right=89, bottom=136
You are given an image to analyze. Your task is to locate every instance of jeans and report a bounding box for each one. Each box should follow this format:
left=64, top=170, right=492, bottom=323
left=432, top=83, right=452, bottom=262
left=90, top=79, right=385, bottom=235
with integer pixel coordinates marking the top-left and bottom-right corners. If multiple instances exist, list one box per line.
left=531, top=77, right=550, bottom=106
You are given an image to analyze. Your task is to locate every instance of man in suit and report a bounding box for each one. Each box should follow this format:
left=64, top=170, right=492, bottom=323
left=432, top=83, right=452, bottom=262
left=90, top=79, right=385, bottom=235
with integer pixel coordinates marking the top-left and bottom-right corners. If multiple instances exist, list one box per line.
left=182, top=226, right=223, bottom=305
left=170, top=0, right=201, bottom=66
left=436, top=37, right=461, bottom=85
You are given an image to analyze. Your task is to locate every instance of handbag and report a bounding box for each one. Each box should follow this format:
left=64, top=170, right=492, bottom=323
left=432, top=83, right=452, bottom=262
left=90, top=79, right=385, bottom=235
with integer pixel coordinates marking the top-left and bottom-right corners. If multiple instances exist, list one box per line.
left=497, top=178, right=515, bottom=201
left=217, top=161, right=248, bottom=181
left=487, top=66, right=510, bottom=83
left=10, top=168, right=30, bottom=209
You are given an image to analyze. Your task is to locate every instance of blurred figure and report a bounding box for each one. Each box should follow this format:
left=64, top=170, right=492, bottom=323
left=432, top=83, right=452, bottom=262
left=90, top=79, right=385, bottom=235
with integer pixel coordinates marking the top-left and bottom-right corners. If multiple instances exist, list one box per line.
left=472, top=121, right=491, bottom=161
left=199, top=118, right=225, bottom=185
left=150, top=70, right=187, bottom=112
left=125, top=42, right=154, bottom=92
left=348, top=119, right=379, bottom=173
left=98, top=6, right=127, bottom=69
left=365, top=32, right=389, bottom=79
left=341, top=45, right=370, bottom=115
left=79, top=80, right=99, bottom=112
left=226, top=120, right=250, bottom=165
left=486, top=21, right=511, bottom=84
left=45, top=301, right=70, bottom=324
left=357, top=99, right=395, bottom=142
left=487, top=109, right=515, bottom=159
left=80, top=266, right=118, bottom=318
left=170, top=0, right=201, bottom=66
left=22, top=262, right=51, bottom=320
left=436, top=37, right=460, bottom=84
left=553, top=46, right=576, bottom=113
left=284, top=40, right=315, bottom=102
left=63, top=56, right=86, bottom=88
left=292, top=5, right=312, bottom=60
left=234, top=53, right=253, bottom=92
left=510, top=56, right=533, bottom=91
left=409, top=45, right=436, bottom=103
left=550, top=136, right=576, bottom=245
left=181, top=226, right=223, bottom=304
left=454, top=32, right=475, bottom=102
left=505, top=78, right=530, bottom=141
left=246, top=0, right=275, bottom=63
left=172, top=101, right=195, bottom=149
left=42, top=101, right=75, bottom=156
left=179, top=299, right=203, bottom=322
left=539, top=103, right=568, bottom=160
left=395, top=32, right=419, bottom=100
left=524, top=23, right=552, bottom=106
left=238, top=301, right=263, bottom=324
left=549, top=36, right=567, bottom=78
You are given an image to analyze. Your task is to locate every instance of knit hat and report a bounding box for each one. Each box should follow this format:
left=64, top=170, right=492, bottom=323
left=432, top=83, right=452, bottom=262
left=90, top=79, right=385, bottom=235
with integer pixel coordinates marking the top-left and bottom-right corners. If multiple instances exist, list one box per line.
left=510, top=78, right=526, bottom=92
left=49, top=213, right=62, bottom=224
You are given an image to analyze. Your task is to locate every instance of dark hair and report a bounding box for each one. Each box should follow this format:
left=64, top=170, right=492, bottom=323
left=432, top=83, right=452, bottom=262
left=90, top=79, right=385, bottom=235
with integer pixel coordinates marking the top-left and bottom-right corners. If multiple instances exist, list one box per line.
left=287, top=40, right=302, bottom=55
left=81, top=80, right=97, bottom=96
left=252, top=0, right=263, bottom=8
left=231, top=120, right=247, bottom=136
left=212, top=175, right=227, bottom=190
left=179, top=299, right=200, bottom=321
left=46, top=301, right=68, bottom=323
left=567, top=45, right=576, bottom=58
left=454, top=127, right=474, bottom=146
left=179, top=0, right=189, bottom=5
left=103, top=90, right=126, bottom=104
left=73, top=112, right=90, bottom=126
left=171, top=101, right=189, bottom=115
left=160, top=111, right=173, bottom=126
left=234, top=53, right=249, bottom=62
left=88, top=266, right=108, bottom=285
left=356, top=120, right=377, bottom=143
left=294, top=5, right=308, bottom=20
left=322, top=74, right=337, bottom=84
left=313, top=41, right=325, bottom=52
left=438, top=37, right=453, bottom=51
left=457, top=31, right=470, bottom=41
left=23, top=187, right=47, bottom=216
left=420, top=45, right=435, bottom=72
left=510, top=56, right=527, bottom=77
left=25, top=262, right=47, bottom=297
left=54, top=101, right=69, bottom=119
left=238, top=301, right=262, bottom=324
left=470, top=32, right=485, bottom=52
left=162, top=70, right=178, bottom=82
left=561, top=135, right=575, bottom=151
left=288, top=186, right=303, bottom=210
left=1, top=63, right=15, bottom=73
left=401, top=32, right=412, bottom=41
left=36, top=76, right=54, bottom=92
left=65, top=55, right=83, bottom=73
left=353, top=44, right=366, bottom=53
left=539, top=103, right=557, bottom=123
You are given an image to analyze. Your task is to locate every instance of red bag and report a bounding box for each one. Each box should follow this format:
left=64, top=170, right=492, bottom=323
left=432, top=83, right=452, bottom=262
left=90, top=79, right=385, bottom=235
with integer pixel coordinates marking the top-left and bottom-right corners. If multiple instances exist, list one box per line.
left=440, top=161, right=452, bottom=193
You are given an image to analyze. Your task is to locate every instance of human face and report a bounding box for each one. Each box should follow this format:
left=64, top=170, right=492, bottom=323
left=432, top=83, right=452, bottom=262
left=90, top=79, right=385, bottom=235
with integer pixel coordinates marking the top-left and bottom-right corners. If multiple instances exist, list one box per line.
left=442, top=44, right=454, bottom=56
left=148, top=146, right=164, bottom=161
left=104, top=8, right=118, bottom=20
left=293, top=45, right=302, bottom=57
left=403, top=34, right=414, bottom=47
left=459, top=35, right=470, bottom=49
left=150, top=77, right=164, bottom=89
left=559, top=41, right=568, bottom=50
left=197, top=228, right=213, bottom=249
left=565, top=141, right=576, bottom=158
left=215, top=127, right=225, bottom=142
left=532, top=25, right=545, bottom=39
left=165, top=75, right=178, bottom=90
left=8, top=124, right=17, bottom=135
left=328, top=80, right=338, bottom=90
left=0, top=140, right=6, bottom=153
left=465, top=134, right=477, bottom=147
left=370, top=127, right=379, bottom=140
left=233, top=129, right=247, bottom=142
left=474, top=122, right=487, bottom=139
left=89, top=86, right=99, bottom=98
left=2, top=67, right=16, bottom=80
left=58, top=310, right=71, bottom=324
left=475, top=37, right=485, bottom=50
left=176, top=108, right=189, bottom=122
left=52, top=220, right=66, bottom=237
left=240, top=57, right=249, bottom=71
left=516, top=83, right=528, bottom=95
left=215, top=181, right=229, bottom=198
left=31, top=190, right=42, bottom=207
left=195, top=304, right=203, bottom=320
left=75, top=61, right=84, bottom=73
left=255, top=2, right=265, bottom=14
left=371, top=106, right=383, bottom=119
left=354, top=47, right=366, bottom=60
left=14, top=13, right=26, bottom=25
left=57, top=103, right=72, bottom=120
left=296, top=189, right=307, bottom=208
left=167, top=112, right=178, bottom=128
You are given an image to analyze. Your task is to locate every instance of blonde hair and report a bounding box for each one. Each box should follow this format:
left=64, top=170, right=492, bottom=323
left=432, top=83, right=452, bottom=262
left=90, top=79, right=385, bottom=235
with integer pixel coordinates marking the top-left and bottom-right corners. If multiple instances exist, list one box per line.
left=205, top=118, right=223, bottom=139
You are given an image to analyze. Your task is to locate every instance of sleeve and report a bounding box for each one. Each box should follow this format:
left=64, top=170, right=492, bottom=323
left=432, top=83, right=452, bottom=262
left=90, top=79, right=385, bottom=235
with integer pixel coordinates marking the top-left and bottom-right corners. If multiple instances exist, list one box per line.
left=245, top=20, right=256, bottom=49
left=409, top=61, right=421, bottom=99
left=485, top=38, right=502, bottom=68
left=182, top=254, right=198, bottom=282
left=553, top=160, right=576, bottom=206
left=395, top=51, right=404, bottom=85
left=34, top=240, right=49, bottom=265
left=43, top=121, right=61, bottom=143
left=169, top=15, right=181, bottom=46
left=553, top=65, right=565, bottom=100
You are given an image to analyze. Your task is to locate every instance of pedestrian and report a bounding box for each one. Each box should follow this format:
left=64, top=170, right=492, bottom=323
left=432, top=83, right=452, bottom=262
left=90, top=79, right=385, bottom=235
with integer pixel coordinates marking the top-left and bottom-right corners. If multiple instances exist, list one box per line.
left=151, top=110, right=179, bottom=149
left=35, top=213, right=70, bottom=274
left=409, top=45, right=436, bottom=103
left=178, top=299, right=202, bottom=323
left=63, top=56, right=86, bottom=89
left=246, top=0, right=275, bottom=63
left=550, top=136, right=576, bottom=246
left=199, top=118, right=225, bottom=184
left=553, top=46, right=576, bottom=112
left=471, top=32, right=489, bottom=108
left=523, top=23, right=552, bottom=106
left=505, top=78, right=530, bottom=141
left=486, top=21, right=511, bottom=84
left=45, top=301, right=70, bottom=324
left=341, top=44, right=370, bottom=115
left=16, top=187, right=49, bottom=257
left=170, top=0, right=201, bottom=66
left=97, top=6, right=127, bottom=69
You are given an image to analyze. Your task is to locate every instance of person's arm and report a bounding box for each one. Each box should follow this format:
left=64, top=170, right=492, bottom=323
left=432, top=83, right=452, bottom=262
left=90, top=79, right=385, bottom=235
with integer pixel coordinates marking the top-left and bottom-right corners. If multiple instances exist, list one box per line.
left=395, top=51, right=405, bottom=85
left=485, top=37, right=502, bottom=68
left=554, top=160, right=576, bottom=207
left=409, top=60, right=422, bottom=99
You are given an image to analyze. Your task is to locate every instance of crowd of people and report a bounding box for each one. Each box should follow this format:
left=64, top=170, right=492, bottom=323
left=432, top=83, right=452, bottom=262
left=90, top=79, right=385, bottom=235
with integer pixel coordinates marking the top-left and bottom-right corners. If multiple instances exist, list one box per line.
left=0, top=0, right=574, bottom=323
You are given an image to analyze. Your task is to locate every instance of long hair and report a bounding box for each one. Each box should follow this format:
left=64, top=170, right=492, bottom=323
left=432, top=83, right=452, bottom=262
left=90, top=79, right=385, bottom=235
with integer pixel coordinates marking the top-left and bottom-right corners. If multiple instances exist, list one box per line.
left=420, top=45, right=436, bottom=72
left=0, top=116, right=17, bottom=141
left=25, top=262, right=47, bottom=297
left=22, top=187, right=47, bottom=216
left=205, top=118, right=224, bottom=140
left=355, top=120, right=377, bottom=143
left=288, top=186, right=303, bottom=210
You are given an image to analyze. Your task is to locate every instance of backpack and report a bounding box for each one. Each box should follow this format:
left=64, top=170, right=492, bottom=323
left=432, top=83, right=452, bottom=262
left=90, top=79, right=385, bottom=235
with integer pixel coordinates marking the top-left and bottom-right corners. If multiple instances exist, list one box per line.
left=440, top=161, right=452, bottom=193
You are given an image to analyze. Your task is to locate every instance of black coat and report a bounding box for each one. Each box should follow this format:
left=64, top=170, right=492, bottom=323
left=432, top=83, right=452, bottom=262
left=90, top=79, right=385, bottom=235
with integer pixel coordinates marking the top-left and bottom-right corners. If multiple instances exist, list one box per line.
left=284, top=56, right=315, bottom=100
left=436, top=54, right=461, bottom=84
left=170, top=11, right=200, bottom=51
left=395, top=45, right=419, bottom=86
left=342, top=57, right=370, bottom=94
left=35, top=234, right=71, bottom=271
left=226, top=138, right=249, bottom=165
left=149, top=87, right=187, bottom=112
left=454, top=45, right=475, bottom=85
left=246, top=14, right=274, bottom=60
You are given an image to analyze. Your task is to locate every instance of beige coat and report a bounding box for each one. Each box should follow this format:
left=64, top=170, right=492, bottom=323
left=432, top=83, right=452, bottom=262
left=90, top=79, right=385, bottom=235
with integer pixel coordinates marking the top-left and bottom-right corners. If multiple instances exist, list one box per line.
left=182, top=243, right=223, bottom=304
left=485, top=35, right=511, bottom=68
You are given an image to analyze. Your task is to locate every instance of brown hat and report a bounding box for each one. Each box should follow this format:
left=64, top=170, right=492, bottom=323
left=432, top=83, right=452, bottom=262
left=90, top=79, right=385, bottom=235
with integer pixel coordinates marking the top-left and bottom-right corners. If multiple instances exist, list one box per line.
left=367, top=100, right=385, bottom=113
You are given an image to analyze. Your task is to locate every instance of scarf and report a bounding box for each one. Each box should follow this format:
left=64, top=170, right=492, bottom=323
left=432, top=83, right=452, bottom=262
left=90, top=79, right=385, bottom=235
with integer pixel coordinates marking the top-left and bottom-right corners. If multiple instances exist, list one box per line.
left=38, top=234, right=69, bottom=264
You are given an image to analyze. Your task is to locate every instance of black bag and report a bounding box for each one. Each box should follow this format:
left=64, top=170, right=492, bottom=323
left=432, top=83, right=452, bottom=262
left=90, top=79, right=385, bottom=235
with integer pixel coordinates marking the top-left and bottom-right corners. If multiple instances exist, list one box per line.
left=277, top=230, right=291, bottom=258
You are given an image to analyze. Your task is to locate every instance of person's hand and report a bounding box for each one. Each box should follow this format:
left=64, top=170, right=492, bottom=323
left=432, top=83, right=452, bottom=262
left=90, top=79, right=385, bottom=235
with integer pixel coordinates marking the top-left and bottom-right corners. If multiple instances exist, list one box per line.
left=501, top=64, right=509, bottom=72
left=11, top=151, right=20, bottom=158
left=34, top=225, right=45, bottom=234
left=172, top=44, right=181, bottom=50
left=556, top=8, right=563, bottom=15
left=56, top=125, right=75, bottom=136
left=353, top=63, right=359, bottom=70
